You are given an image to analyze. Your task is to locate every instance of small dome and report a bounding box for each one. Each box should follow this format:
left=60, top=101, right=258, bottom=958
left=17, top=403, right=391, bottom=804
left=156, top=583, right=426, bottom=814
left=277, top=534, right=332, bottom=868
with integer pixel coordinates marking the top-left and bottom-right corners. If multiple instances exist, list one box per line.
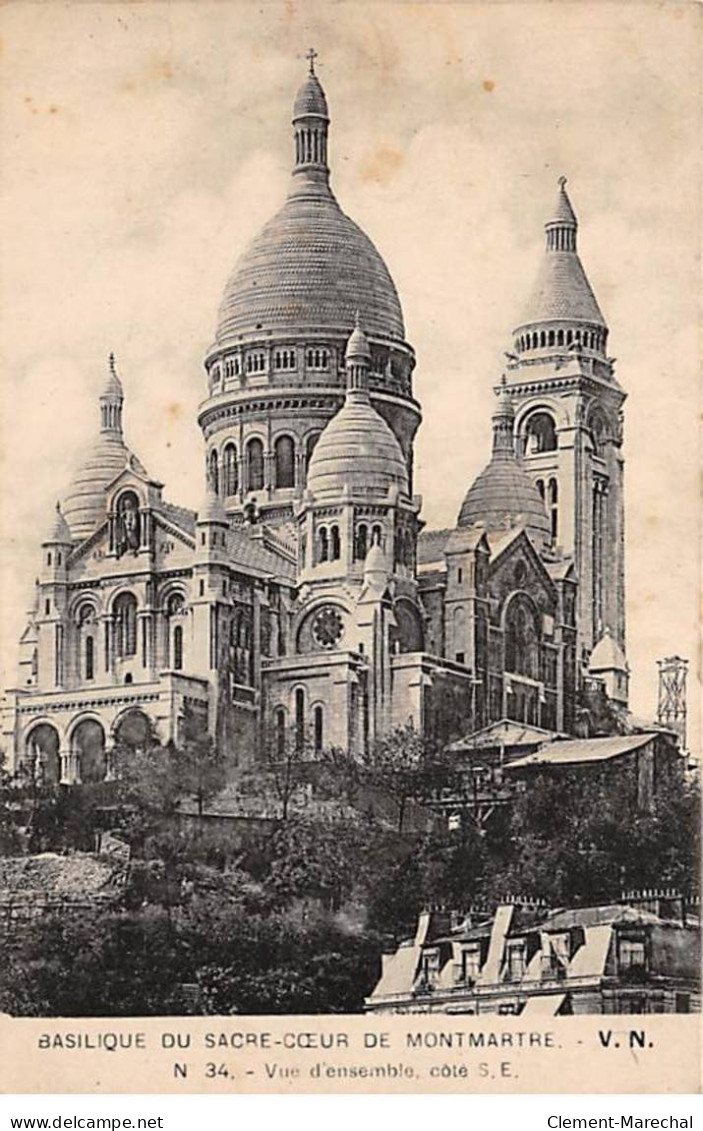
left=102, top=353, right=123, bottom=400
left=44, top=502, right=72, bottom=545
left=458, top=459, right=550, bottom=544
left=307, top=392, right=409, bottom=501
left=589, top=627, right=628, bottom=673
left=493, top=376, right=514, bottom=420
left=364, top=539, right=389, bottom=585
left=197, top=482, right=228, bottom=525
left=293, top=73, right=329, bottom=119
left=346, top=317, right=371, bottom=362
left=63, top=434, right=145, bottom=540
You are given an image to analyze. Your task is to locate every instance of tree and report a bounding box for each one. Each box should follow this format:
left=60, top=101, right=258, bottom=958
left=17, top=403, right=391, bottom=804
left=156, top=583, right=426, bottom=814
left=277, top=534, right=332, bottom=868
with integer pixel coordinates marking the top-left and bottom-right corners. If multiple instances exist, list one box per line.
left=258, top=724, right=314, bottom=822
left=360, top=722, right=450, bottom=833
left=173, top=705, right=227, bottom=819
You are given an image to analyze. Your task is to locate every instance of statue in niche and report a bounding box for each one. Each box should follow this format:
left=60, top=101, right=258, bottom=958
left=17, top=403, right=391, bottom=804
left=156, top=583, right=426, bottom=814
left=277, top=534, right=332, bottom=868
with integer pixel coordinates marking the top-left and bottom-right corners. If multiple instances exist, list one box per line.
left=115, top=492, right=140, bottom=557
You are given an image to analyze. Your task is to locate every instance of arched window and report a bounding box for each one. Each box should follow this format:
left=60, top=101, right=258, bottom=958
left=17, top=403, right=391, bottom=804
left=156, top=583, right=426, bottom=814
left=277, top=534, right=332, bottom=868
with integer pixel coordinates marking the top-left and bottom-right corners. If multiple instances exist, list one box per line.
left=275, top=707, right=286, bottom=757
left=223, top=444, right=238, bottom=496
left=532, top=332, right=538, bottom=349
left=548, top=330, right=555, bottom=346
left=355, top=523, right=368, bottom=562
left=557, top=329, right=564, bottom=346
left=246, top=438, right=264, bottom=492
left=313, top=705, right=324, bottom=754
left=525, top=412, right=558, bottom=454
left=536, top=478, right=545, bottom=500
left=539, top=331, right=546, bottom=348
left=371, top=523, right=383, bottom=548
left=72, top=719, right=106, bottom=783
left=274, top=436, right=295, bottom=489
left=318, top=526, right=329, bottom=563
left=548, top=477, right=558, bottom=542
left=504, top=595, right=540, bottom=681
left=330, top=525, right=341, bottom=561
left=85, top=635, right=95, bottom=681
left=589, top=411, right=607, bottom=458
left=567, top=329, right=573, bottom=345
left=25, top=723, right=60, bottom=786
left=173, top=625, right=183, bottom=671
left=114, top=593, right=138, bottom=658
left=209, top=449, right=219, bottom=494
left=304, top=431, right=321, bottom=477
left=295, top=688, right=305, bottom=751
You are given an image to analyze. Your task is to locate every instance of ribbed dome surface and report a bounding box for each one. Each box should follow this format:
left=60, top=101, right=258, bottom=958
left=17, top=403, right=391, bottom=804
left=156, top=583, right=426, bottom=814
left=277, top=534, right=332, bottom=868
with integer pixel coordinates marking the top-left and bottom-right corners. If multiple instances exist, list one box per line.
left=294, top=73, right=329, bottom=118
left=63, top=435, right=144, bottom=540
left=458, top=458, right=550, bottom=544
left=518, top=251, right=605, bottom=327
left=307, top=390, right=409, bottom=500
left=215, top=192, right=405, bottom=344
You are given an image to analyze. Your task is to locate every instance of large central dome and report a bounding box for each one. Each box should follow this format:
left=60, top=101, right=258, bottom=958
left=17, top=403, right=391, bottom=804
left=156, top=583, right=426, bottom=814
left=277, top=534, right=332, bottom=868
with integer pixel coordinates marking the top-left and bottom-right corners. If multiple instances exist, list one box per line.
left=213, top=67, right=405, bottom=346
left=215, top=192, right=405, bottom=343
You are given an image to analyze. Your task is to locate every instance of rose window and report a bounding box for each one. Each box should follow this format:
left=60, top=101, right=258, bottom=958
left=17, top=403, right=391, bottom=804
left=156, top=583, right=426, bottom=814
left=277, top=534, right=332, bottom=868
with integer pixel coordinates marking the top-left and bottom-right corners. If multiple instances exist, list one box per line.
left=312, top=606, right=344, bottom=649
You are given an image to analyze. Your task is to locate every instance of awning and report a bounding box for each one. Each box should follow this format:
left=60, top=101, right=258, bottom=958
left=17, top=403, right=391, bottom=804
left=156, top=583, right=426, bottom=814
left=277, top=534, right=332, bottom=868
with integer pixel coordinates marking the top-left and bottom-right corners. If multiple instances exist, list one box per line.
left=520, top=993, right=568, bottom=1016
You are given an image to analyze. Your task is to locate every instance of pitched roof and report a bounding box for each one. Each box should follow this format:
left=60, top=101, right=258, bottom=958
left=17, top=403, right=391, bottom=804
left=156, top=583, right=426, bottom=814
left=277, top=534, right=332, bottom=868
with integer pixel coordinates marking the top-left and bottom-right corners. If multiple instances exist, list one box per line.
left=417, top=527, right=452, bottom=567
left=158, top=500, right=196, bottom=535
left=542, top=904, right=664, bottom=931
left=448, top=718, right=558, bottom=753
left=229, top=528, right=296, bottom=582
left=506, top=733, right=655, bottom=769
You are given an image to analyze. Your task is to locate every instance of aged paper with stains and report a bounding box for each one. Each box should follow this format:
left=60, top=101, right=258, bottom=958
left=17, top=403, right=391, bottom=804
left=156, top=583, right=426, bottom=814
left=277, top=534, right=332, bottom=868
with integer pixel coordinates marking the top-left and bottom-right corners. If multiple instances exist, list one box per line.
left=0, top=0, right=700, bottom=1095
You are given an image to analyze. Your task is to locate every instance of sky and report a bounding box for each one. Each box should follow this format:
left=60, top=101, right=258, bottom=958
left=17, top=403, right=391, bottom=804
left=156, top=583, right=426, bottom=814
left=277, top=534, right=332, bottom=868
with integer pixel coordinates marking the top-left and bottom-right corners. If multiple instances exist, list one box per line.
left=0, top=1, right=700, bottom=743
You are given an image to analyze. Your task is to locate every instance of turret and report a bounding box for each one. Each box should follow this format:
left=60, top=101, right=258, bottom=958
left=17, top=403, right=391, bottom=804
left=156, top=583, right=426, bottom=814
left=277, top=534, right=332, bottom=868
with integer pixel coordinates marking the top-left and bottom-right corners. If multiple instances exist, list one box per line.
left=291, top=49, right=330, bottom=195
left=36, top=502, right=72, bottom=690
left=588, top=627, right=629, bottom=706
left=512, top=177, right=608, bottom=360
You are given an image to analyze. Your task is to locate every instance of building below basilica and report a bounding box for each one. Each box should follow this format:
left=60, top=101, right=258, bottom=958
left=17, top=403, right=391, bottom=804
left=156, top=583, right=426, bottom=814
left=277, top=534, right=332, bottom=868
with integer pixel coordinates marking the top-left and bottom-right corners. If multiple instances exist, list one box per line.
left=365, top=897, right=701, bottom=1017
left=2, top=61, right=635, bottom=784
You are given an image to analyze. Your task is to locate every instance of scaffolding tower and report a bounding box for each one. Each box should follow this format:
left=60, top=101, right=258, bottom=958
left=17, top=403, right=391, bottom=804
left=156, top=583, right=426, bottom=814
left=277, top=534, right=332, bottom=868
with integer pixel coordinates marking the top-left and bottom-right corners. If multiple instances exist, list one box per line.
left=656, top=656, right=688, bottom=749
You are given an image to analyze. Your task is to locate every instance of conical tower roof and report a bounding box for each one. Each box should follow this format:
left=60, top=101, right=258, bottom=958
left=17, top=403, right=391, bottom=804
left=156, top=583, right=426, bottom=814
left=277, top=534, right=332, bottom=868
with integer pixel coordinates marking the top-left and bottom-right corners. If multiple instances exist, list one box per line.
left=43, top=502, right=72, bottom=545
left=589, top=627, right=628, bottom=673
left=197, top=479, right=228, bottom=525
left=516, top=178, right=606, bottom=330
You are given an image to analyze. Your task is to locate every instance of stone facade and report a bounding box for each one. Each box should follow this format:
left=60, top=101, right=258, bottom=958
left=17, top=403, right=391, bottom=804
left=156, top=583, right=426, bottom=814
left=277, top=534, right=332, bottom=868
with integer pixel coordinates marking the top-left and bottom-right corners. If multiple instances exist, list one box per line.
left=1, top=64, right=629, bottom=782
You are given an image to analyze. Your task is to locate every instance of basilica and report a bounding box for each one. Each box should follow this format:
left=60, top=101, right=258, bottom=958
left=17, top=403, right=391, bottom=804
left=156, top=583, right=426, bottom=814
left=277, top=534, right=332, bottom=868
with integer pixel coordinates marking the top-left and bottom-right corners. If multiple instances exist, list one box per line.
left=1, top=62, right=630, bottom=785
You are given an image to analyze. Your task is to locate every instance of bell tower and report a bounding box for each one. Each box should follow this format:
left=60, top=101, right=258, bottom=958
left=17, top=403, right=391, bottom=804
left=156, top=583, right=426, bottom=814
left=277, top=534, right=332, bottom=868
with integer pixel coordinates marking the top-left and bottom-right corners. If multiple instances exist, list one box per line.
left=504, top=178, right=627, bottom=673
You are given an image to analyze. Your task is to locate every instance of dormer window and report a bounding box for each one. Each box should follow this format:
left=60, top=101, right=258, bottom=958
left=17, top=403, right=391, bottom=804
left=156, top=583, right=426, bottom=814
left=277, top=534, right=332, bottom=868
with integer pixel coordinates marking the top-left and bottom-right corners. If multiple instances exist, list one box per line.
left=505, top=940, right=526, bottom=981
left=460, top=945, right=481, bottom=982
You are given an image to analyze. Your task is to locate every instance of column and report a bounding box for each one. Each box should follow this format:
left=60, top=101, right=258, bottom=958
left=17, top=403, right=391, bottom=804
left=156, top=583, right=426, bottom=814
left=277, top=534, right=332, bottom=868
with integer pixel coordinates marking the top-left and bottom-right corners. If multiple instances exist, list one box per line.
left=60, top=743, right=80, bottom=786
left=104, top=738, right=116, bottom=783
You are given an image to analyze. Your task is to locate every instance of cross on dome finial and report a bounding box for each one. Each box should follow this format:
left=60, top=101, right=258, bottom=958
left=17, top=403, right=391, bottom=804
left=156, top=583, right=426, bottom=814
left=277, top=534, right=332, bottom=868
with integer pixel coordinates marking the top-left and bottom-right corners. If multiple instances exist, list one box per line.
left=109, top=351, right=116, bottom=374
left=306, top=47, right=318, bottom=75
left=354, top=309, right=361, bottom=329
left=558, top=175, right=567, bottom=188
